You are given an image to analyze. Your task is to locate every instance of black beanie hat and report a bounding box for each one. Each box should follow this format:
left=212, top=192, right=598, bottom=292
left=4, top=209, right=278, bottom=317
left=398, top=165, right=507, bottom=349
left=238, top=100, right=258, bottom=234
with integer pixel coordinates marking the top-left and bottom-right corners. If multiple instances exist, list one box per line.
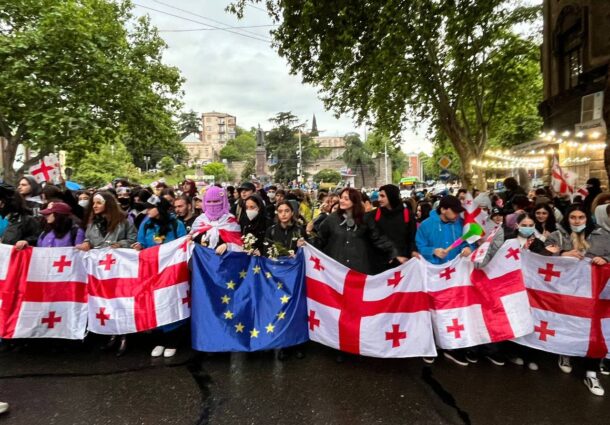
left=379, top=184, right=401, bottom=209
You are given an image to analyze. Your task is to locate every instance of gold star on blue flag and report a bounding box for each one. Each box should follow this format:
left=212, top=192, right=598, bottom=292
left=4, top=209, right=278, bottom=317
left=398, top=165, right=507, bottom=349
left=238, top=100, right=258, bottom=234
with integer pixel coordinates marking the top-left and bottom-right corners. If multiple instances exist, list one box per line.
left=191, top=246, right=309, bottom=351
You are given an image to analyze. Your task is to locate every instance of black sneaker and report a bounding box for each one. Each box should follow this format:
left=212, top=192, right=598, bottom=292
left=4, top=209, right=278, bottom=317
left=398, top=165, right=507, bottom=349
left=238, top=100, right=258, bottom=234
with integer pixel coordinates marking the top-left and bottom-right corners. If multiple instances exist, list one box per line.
left=443, top=351, right=469, bottom=366
left=465, top=351, right=479, bottom=363
left=485, top=353, right=506, bottom=366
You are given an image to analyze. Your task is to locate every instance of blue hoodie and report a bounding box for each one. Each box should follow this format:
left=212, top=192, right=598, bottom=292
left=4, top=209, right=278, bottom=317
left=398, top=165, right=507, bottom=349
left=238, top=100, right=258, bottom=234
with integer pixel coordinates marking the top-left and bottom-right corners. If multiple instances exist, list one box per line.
left=416, top=210, right=473, bottom=264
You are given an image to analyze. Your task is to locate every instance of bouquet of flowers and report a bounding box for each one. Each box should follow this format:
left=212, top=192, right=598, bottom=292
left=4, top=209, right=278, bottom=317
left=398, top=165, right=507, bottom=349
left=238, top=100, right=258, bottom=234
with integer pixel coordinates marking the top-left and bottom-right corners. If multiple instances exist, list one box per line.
left=242, top=233, right=258, bottom=255
left=153, top=234, right=166, bottom=245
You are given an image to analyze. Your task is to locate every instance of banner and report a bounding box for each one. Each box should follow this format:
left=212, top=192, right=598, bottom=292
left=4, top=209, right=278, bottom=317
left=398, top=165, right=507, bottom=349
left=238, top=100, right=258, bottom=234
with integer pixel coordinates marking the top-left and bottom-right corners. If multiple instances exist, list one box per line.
left=191, top=245, right=308, bottom=351
left=0, top=245, right=88, bottom=339
left=303, top=245, right=436, bottom=358
left=514, top=252, right=610, bottom=359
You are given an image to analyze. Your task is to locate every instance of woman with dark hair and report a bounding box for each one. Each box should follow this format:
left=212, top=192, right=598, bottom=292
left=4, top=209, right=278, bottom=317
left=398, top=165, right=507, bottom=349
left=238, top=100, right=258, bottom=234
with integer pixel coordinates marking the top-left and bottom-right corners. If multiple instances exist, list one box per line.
left=416, top=201, right=432, bottom=225
left=265, top=201, right=306, bottom=256
left=37, top=202, right=85, bottom=247
left=241, top=194, right=268, bottom=255
left=505, top=212, right=551, bottom=255
left=0, top=183, right=41, bottom=248
left=501, top=177, right=526, bottom=214
left=533, top=203, right=558, bottom=240
left=545, top=203, right=603, bottom=396
left=181, top=179, right=197, bottom=198
left=134, top=196, right=186, bottom=250
left=130, top=189, right=153, bottom=230
left=17, top=176, right=43, bottom=212
left=312, top=188, right=406, bottom=275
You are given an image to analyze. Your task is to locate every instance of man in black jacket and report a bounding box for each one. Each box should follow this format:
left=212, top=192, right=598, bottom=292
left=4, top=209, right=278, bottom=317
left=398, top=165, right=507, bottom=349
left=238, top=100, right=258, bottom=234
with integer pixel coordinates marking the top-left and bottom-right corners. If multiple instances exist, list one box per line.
left=365, top=184, right=419, bottom=274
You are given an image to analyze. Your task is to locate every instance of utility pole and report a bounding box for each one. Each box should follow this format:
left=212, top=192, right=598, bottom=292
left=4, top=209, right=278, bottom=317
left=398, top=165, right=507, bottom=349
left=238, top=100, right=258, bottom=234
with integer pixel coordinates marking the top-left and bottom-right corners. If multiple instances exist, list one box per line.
left=297, top=129, right=303, bottom=184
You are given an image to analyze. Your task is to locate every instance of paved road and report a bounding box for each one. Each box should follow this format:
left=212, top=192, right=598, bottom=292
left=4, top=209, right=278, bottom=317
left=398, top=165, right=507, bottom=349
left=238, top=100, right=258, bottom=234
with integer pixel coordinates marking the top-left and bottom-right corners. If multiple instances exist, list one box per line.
left=1, top=335, right=609, bottom=424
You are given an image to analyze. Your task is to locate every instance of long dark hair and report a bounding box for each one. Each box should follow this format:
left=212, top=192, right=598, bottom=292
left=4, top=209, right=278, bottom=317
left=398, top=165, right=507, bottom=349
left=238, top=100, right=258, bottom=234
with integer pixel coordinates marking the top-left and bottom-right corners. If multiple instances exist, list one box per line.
left=337, top=188, right=365, bottom=225
left=274, top=200, right=298, bottom=227
left=83, top=191, right=126, bottom=234
left=533, top=204, right=557, bottom=233
left=43, top=213, right=74, bottom=239
left=561, top=204, right=595, bottom=236
left=418, top=202, right=432, bottom=222
left=144, top=198, right=174, bottom=237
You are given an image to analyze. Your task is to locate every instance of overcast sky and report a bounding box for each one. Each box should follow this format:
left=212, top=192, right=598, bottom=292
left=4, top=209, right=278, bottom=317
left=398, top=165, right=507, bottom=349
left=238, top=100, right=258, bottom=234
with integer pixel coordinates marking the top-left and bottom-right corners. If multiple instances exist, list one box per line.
left=131, top=0, right=432, bottom=154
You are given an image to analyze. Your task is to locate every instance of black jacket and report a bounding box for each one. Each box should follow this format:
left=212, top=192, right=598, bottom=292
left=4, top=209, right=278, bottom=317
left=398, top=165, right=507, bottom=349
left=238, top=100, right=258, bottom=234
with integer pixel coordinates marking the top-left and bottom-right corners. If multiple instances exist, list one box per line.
left=1, top=213, right=41, bottom=246
left=503, top=229, right=552, bottom=256
left=312, top=212, right=399, bottom=275
left=242, top=214, right=268, bottom=253
left=364, top=206, right=416, bottom=273
left=264, top=222, right=306, bottom=254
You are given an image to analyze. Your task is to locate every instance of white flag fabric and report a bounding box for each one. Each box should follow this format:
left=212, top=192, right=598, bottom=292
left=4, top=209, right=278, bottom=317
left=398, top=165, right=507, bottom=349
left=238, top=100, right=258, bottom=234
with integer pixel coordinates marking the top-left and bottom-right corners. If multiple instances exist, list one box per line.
left=427, top=240, right=533, bottom=349
left=0, top=245, right=88, bottom=339
left=303, top=244, right=436, bottom=358
left=514, top=252, right=610, bottom=358
left=85, top=237, right=191, bottom=335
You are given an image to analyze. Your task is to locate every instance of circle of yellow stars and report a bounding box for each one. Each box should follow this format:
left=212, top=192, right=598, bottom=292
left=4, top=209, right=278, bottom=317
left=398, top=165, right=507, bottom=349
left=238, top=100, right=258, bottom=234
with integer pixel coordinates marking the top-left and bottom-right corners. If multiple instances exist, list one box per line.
left=219, top=263, right=291, bottom=338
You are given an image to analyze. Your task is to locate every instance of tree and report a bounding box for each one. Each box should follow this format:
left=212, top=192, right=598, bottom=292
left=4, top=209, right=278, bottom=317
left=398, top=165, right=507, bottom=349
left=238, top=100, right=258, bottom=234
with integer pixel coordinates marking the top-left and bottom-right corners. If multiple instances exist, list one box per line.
left=229, top=0, right=542, bottom=188
left=74, top=142, right=140, bottom=188
left=265, top=112, right=320, bottom=183
left=364, top=131, right=408, bottom=184
left=0, top=0, right=185, bottom=183
left=158, top=156, right=176, bottom=175
left=313, top=168, right=341, bottom=184
left=178, top=110, right=201, bottom=139
left=241, top=158, right=255, bottom=181
left=219, top=132, right=256, bottom=162
left=342, top=133, right=374, bottom=188
left=203, top=162, right=230, bottom=183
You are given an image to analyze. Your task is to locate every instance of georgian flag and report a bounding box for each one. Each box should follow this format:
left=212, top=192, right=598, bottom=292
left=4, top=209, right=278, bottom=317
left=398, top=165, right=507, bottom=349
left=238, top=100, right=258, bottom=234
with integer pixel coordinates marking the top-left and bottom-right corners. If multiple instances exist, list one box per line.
left=303, top=245, right=436, bottom=358
left=427, top=240, right=533, bottom=349
left=85, top=237, right=191, bottom=335
left=0, top=245, right=88, bottom=339
left=514, top=253, right=610, bottom=358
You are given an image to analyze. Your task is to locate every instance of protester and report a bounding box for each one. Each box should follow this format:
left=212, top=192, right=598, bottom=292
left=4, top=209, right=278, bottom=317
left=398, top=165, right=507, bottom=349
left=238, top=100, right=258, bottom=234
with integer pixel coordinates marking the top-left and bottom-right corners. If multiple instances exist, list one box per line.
left=504, top=195, right=531, bottom=231
left=116, top=187, right=132, bottom=213
left=584, top=178, right=602, bottom=217
left=489, top=207, right=504, bottom=230
left=181, top=179, right=197, bottom=198
left=544, top=203, right=602, bottom=395
left=77, top=191, right=91, bottom=209
left=416, top=201, right=432, bottom=225
left=240, top=195, right=268, bottom=255
left=17, top=175, right=43, bottom=212
left=191, top=185, right=242, bottom=254
left=533, top=203, right=558, bottom=241
left=266, top=200, right=306, bottom=256
left=130, top=189, right=153, bottom=229
left=174, top=195, right=199, bottom=233
left=0, top=183, right=41, bottom=248
left=306, top=194, right=331, bottom=235
left=129, top=195, right=187, bottom=358
left=232, top=181, right=256, bottom=224
left=586, top=204, right=610, bottom=265
left=75, top=191, right=137, bottom=357
left=37, top=202, right=85, bottom=247
left=501, top=177, right=527, bottom=213
left=365, top=184, right=418, bottom=273
left=311, top=188, right=406, bottom=275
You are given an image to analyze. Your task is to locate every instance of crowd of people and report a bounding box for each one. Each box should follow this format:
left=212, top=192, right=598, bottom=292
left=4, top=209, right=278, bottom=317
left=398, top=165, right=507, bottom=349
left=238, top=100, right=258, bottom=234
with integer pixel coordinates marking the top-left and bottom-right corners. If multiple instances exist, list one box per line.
left=0, top=173, right=609, bottom=414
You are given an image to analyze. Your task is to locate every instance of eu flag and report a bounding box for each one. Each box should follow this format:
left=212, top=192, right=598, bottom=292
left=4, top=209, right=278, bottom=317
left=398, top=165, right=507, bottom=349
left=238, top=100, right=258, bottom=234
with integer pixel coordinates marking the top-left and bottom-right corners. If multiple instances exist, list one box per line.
left=191, top=245, right=309, bottom=351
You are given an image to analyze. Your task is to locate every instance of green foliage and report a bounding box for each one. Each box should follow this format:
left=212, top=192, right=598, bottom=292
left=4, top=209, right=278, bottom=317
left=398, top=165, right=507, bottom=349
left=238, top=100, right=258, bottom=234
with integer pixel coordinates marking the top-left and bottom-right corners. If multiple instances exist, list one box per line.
left=74, top=143, right=140, bottom=188
left=313, top=168, right=341, bottom=184
left=178, top=110, right=201, bottom=139
left=266, top=112, right=320, bottom=183
left=203, top=162, right=230, bottom=183
left=364, top=131, right=408, bottom=184
left=342, top=133, right=374, bottom=187
left=0, top=0, right=185, bottom=182
left=240, top=158, right=256, bottom=181
left=158, top=156, right=176, bottom=175
left=229, top=0, right=542, bottom=188
left=219, top=132, right=256, bottom=162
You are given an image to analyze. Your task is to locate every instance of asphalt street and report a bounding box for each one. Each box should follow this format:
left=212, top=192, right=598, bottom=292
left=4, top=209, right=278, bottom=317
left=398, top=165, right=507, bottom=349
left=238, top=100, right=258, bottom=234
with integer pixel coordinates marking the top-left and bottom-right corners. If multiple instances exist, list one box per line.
left=1, top=335, right=609, bottom=425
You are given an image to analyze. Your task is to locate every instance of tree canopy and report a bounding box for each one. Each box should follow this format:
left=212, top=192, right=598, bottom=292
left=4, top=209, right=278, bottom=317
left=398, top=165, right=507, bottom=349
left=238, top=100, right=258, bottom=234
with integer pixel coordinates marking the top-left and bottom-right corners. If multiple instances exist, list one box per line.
left=219, top=131, right=256, bottom=162
left=0, top=0, right=185, bottom=182
left=178, top=110, right=201, bottom=139
left=74, top=142, right=140, bottom=188
left=230, top=0, right=542, bottom=188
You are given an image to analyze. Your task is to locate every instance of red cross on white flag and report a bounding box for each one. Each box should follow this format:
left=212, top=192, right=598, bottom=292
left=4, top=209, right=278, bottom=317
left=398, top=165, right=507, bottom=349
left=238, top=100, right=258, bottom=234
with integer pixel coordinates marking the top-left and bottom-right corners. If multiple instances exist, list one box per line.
left=28, top=153, right=61, bottom=183
left=85, top=236, right=191, bottom=335
left=0, top=245, right=88, bottom=339
left=303, top=245, right=436, bottom=358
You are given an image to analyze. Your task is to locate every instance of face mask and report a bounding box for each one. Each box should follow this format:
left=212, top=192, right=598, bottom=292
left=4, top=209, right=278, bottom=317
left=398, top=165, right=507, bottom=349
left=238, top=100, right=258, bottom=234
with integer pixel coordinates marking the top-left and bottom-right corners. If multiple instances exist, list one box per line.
left=132, top=202, right=146, bottom=212
left=267, top=192, right=276, bottom=200
left=571, top=224, right=586, bottom=233
left=78, top=200, right=89, bottom=208
left=246, top=209, right=259, bottom=221
left=518, top=226, right=535, bottom=237
left=118, top=198, right=130, bottom=208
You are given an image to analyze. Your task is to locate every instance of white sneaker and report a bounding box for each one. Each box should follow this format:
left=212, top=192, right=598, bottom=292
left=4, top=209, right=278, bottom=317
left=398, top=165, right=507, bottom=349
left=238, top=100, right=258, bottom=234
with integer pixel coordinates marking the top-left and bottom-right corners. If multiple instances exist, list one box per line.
left=584, top=372, right=605, bottom=396
left=600, top=359, right=609, bottom=376
left=528, top=362, right=539, bottom=371
left=0, top=402, right=8, bottom=414
left=151, top=345, right=165, bottom=357
left=422, top=357, right=435, bottom=364
left=509, top=356, right=524, bottom=366
left=558, top=355, right=572, bottom=373
left=163, top=348, right=177, bottom=358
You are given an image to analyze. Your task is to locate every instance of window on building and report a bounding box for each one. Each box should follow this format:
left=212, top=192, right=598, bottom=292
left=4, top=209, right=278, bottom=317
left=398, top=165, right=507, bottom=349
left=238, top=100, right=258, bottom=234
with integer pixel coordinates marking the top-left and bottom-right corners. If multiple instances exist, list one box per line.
left=554, top=6, right=585, bottom=92
left=206, top=118, right=211, bottom=123
left=207, top=135, right=211, bottom=140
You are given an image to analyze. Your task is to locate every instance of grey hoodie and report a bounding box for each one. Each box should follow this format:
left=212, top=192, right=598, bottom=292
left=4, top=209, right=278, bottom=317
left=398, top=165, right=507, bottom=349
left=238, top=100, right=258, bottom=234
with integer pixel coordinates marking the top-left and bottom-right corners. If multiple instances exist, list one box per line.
left=586, top=205, right=610, bottom=262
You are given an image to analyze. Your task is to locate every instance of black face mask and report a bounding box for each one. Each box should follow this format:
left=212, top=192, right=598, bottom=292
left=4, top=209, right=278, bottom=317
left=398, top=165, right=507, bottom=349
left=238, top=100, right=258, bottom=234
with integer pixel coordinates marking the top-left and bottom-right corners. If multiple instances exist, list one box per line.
left=132, top=202, right=146, bottom=212
left=118, top=198, right=131, bottom=210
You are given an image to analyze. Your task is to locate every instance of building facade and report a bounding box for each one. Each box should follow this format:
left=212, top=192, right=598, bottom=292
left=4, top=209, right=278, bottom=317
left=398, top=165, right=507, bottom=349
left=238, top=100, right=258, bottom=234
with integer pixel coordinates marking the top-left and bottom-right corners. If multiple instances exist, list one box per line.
left=201, top=112, right=237, bottom=155
left=181, top=133, right=214, bottom=166
left=539, top=0, right=610, bottom=187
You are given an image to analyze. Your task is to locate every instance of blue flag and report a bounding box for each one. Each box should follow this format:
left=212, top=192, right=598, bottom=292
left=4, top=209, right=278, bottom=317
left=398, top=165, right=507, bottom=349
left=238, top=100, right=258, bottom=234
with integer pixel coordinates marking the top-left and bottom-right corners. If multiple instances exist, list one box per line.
left=191, top=246, right=309, bottom=351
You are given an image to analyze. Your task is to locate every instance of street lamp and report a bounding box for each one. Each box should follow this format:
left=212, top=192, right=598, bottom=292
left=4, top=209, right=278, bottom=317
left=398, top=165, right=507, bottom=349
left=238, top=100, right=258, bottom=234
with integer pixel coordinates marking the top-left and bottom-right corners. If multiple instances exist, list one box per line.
left=144, top=155, right=151, bottom=172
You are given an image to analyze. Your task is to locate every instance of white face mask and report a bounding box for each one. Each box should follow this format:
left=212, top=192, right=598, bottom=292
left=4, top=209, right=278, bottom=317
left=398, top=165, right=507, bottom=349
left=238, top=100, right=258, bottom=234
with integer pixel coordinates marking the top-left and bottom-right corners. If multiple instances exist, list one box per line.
left=268, top=192, right=276, bottom=200
left=78, top=200, right=89, bottom=208
left=246, top=209, right=259, bottom=221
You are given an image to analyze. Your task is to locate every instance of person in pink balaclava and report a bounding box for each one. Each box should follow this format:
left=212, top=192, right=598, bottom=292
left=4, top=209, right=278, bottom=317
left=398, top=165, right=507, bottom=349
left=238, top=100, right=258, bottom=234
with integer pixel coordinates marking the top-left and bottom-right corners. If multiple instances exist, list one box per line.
left=190, top=185, right=243, bottom=254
